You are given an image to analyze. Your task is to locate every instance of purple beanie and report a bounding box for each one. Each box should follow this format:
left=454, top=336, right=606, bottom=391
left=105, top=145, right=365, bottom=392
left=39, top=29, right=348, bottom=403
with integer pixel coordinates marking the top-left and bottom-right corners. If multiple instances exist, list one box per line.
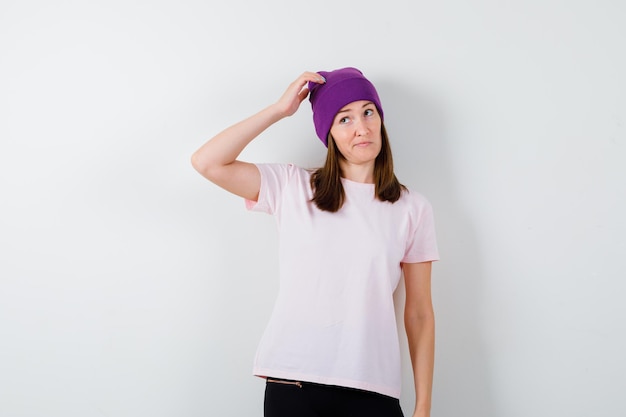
left=308, top=67, right=384, bottom=147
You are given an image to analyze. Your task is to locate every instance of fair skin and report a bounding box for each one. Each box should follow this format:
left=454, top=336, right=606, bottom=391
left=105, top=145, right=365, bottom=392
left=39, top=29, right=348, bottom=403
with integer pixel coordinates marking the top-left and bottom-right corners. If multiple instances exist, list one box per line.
left=404, top=261, right=435, bottom=417
left=191, top=72, right=435, bottom=417
left=191, top=71, right=325, bottom=200
left=329, top=100, right=382, bottom=183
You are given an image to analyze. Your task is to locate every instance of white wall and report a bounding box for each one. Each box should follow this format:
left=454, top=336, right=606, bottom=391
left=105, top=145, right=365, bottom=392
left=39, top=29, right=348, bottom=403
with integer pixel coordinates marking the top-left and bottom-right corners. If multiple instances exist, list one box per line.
left=1, top=1, right=624, bottom=416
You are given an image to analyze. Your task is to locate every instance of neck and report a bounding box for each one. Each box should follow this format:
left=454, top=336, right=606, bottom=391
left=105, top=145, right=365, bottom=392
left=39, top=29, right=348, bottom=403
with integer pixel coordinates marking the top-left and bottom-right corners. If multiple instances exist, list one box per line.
left=339, top=160, right=375, bottom=183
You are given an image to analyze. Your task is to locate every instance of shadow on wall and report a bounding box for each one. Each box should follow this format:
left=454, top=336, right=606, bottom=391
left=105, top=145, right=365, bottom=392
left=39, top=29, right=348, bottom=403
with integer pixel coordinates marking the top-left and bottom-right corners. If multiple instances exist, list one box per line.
left=380, top=78, right=495, bottom=417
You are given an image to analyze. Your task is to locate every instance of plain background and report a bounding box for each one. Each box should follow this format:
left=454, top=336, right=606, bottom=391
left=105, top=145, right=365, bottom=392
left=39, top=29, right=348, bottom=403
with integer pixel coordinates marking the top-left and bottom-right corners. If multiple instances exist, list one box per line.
left=1, top=1, right=625, bottom=416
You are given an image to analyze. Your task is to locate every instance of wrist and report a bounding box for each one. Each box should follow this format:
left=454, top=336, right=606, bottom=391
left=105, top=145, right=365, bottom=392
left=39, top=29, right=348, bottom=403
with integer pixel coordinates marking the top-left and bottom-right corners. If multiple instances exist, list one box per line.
left=413, top=408, right=430, bottom=417
left=414, top=402, right=431, bottom=417
left=266, top=102, right=291, bottom=121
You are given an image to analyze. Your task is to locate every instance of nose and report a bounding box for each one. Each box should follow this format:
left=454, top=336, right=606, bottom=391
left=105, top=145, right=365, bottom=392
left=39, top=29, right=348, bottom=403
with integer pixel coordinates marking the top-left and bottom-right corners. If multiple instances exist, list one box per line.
left=354, top=117, right=370, bottom=136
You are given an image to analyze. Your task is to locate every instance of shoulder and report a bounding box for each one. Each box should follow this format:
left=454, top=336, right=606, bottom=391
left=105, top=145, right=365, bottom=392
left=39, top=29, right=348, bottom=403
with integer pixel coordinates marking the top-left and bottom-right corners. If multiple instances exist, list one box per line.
left=400, top=187, right=433, bottom=210
left=247, top=164, right=313, bottom=213
left=396, top=187, right=436, bottom=227
left=256, top=162, right=309, bottom=174
left=255, top=163, right=311, bottom=180
left=254, top=163, right=314, bottom=195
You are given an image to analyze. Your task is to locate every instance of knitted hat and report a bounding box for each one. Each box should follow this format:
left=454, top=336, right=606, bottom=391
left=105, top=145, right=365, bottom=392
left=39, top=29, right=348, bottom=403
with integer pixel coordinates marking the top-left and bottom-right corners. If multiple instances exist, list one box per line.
left=308, top=67, right=384, bottom=147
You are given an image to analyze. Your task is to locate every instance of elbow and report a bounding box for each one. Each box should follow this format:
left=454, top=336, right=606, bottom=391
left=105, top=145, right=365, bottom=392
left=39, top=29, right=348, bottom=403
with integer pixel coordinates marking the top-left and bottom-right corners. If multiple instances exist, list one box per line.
left=404, top=312, right=435, bottom=342
left=191, top=151, right=218, bottom=181
left=190, top=151, right=203, bottom=173
left=404, top=308, right=435, bottom=327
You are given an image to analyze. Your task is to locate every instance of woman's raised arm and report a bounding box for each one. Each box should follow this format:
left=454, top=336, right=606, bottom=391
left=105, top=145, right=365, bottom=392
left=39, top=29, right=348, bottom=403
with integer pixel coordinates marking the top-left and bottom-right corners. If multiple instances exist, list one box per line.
left=191, top=71, right=325, bottom=201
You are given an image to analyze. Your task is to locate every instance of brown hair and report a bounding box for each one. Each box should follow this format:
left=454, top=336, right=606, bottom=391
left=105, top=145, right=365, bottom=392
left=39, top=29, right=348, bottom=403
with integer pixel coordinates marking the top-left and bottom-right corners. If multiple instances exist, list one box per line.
left=310, top=123, right=405, bottom=212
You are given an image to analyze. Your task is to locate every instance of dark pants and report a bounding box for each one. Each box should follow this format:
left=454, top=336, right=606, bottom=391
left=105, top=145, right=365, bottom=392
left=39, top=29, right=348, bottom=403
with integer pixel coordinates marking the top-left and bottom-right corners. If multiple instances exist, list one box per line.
left=264, top=378, right=405, bottom=417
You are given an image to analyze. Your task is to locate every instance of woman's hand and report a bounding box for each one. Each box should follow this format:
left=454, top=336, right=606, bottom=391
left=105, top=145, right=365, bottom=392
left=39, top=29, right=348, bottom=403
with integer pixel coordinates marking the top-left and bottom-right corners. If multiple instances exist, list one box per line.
left=191, top=70, right=326, bottom=200
left=273, top=71, right=325, bottom=118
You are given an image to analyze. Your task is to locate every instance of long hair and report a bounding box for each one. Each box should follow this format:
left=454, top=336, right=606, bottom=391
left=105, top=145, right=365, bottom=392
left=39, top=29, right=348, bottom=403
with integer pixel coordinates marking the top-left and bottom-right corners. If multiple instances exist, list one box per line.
left=310, top=123, right=406, bottom=212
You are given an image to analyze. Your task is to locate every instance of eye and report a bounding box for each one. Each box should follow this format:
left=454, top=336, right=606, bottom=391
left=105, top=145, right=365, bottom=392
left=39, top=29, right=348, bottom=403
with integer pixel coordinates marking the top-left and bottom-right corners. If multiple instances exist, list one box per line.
left=339, top=116, right=350, bottom=124
left=364, top=108, right=375, bottom=117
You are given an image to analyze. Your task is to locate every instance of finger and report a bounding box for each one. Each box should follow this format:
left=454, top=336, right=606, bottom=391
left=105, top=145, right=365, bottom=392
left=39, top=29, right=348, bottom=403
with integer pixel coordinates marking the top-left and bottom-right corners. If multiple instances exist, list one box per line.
left=304, top=71, right=326, bottom=85
left=297, top=87, right=310, bottom=103
left=295, top=71, right=325, bottom=88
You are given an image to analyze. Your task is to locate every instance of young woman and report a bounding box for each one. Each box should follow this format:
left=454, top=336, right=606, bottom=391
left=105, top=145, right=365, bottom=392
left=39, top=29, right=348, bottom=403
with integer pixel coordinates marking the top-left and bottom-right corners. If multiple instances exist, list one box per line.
left=191, top=67, right=439, bottom=417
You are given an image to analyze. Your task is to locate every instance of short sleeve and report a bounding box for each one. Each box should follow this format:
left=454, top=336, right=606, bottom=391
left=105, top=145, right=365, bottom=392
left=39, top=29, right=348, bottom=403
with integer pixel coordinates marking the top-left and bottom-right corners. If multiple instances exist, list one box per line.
left=245, top=163, right=297, bottom=214
left=402, top=193, right=440, bottom=263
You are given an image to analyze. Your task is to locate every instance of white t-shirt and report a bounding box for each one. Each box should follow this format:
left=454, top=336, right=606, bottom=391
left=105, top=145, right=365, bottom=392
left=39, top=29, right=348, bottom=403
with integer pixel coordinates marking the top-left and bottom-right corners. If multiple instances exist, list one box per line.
left=245, top=163, right=439, bottom=398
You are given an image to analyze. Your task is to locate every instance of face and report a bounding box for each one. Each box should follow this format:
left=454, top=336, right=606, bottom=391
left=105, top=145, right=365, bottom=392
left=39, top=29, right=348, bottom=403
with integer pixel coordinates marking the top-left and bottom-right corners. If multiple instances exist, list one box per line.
left=329, top=100, right=382, bottom=166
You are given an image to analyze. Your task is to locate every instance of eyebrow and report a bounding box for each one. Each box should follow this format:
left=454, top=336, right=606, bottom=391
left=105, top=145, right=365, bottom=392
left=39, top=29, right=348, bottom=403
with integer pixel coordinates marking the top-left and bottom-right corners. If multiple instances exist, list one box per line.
left=336, top=101, right=375, bottom=114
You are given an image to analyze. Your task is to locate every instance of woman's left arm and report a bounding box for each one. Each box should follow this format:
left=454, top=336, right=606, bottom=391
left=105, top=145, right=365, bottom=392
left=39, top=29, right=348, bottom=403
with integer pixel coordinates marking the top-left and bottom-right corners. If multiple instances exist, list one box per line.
left=403, top=261, right=435, bottom=417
